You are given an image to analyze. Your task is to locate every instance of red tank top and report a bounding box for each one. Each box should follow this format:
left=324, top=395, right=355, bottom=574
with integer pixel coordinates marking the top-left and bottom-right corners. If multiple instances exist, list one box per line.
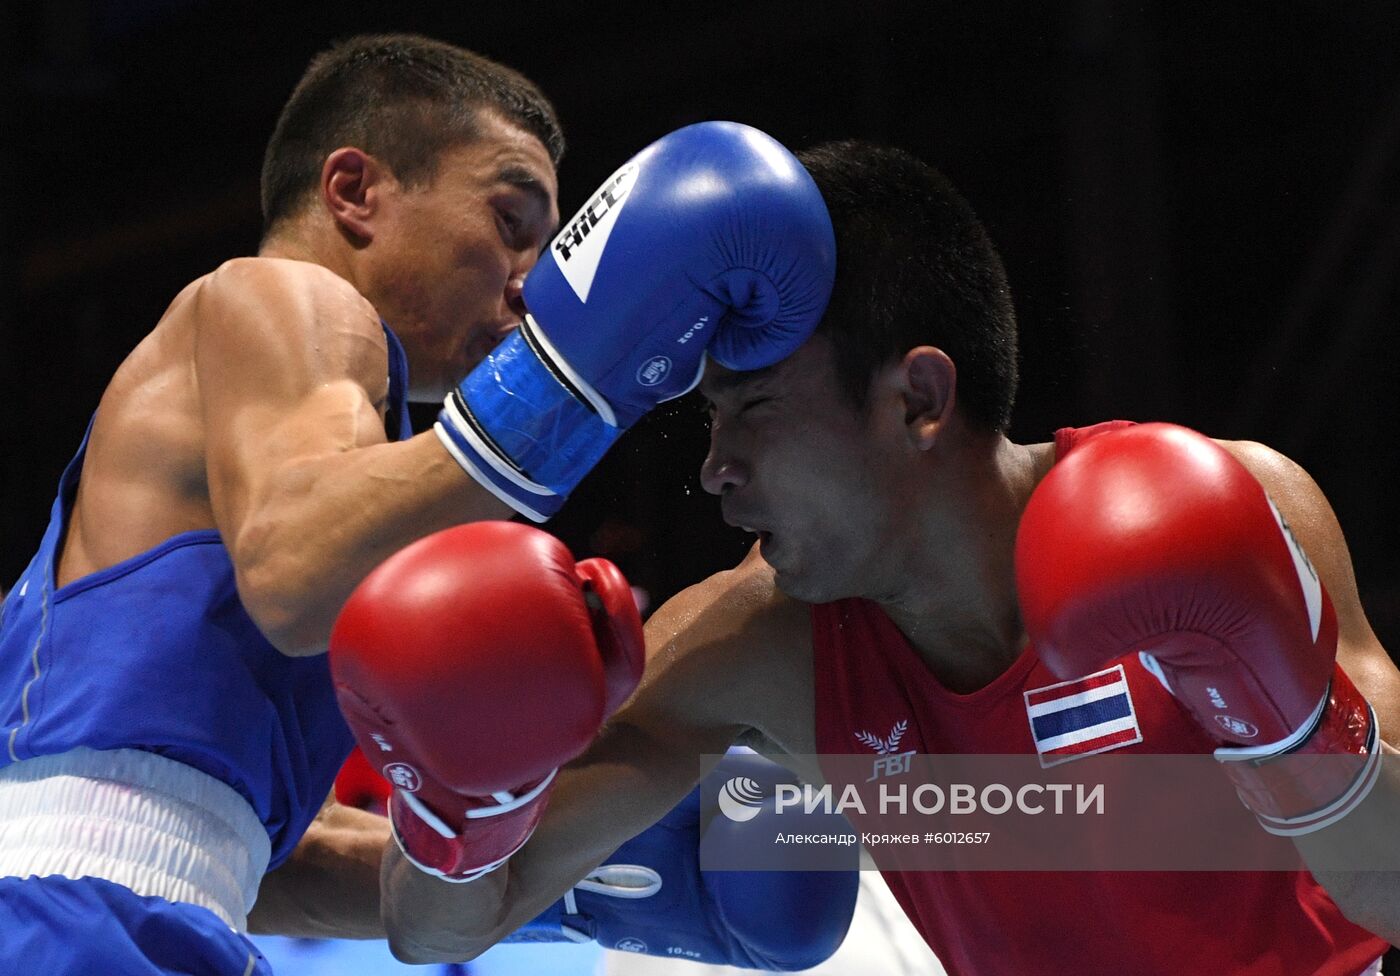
left=810, top=422, right=1386, bottom=976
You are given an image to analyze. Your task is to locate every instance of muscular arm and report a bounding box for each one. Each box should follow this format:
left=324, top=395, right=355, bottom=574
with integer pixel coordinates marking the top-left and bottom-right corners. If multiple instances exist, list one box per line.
left=379, top=549, right=815, bottom=964
left=248, top=796, right=389, bottom=939
left=1228, top=441, right=1400, bottom=939
left=195, top=258, right=510, bottom=654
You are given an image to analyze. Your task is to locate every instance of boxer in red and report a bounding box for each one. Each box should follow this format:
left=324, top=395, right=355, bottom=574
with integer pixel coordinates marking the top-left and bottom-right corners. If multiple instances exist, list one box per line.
left=348, top=142, right=1400, bottom=975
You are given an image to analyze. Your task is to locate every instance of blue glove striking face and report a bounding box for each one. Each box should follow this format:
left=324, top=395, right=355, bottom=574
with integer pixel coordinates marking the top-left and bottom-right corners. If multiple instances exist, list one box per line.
left=438, top=121, right=836, bottom=521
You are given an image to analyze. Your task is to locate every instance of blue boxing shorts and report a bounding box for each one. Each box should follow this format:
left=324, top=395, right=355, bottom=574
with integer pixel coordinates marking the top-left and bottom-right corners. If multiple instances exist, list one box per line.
left=0, top=749, right=275, bottom=975
left=0, top=874, right=270, bottom=976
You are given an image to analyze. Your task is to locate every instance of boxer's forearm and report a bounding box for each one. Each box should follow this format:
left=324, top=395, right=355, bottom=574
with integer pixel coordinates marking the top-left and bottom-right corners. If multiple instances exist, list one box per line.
left=1296, top=740, right=1400, bottom=943
left=375, top=561, right=790, bottom=963
left=193, top=260, right=514, bottom=655
left=247, top=802, right=388, bottom=939
left=229, top=431, right=510, bottom=655
left=379, top=718, right=727, bottom=963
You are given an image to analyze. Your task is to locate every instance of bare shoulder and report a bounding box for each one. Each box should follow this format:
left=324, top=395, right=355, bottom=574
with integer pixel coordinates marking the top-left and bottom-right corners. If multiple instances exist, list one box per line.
left=1217, top=439, right=1315, bottom=502
left=1216, top=438, right=1353, bottom=566
left=1216, top=437, right=1344, bottom=571
left=647, top=543, right=810, bottom=666
left=642, top=543, right=815, bottom=754
left=195, top=258, right=379, bottom=351
left=197, top=256, right=372, bottom=315
left=189, top=257, right=387, bottom=406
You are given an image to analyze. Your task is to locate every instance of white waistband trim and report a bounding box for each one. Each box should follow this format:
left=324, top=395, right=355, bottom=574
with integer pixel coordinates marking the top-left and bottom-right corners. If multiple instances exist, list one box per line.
left=0, top=748, right=271, bottom=932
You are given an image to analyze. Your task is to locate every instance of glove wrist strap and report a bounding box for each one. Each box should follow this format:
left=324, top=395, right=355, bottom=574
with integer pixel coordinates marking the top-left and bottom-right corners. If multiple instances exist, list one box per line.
left=438, top=320, right=623, bottom=522
left=388, top=771, right=557, bottom=882
left=389, top=802, right=530, bottom=884
left=1216, top=665, right=1381, bottom=836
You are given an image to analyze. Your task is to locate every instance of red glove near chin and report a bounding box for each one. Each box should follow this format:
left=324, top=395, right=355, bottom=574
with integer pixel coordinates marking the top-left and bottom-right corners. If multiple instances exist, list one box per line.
left=330, top=522, right=645, bottom=881
left=1016, top=423, right=1380, bottom=836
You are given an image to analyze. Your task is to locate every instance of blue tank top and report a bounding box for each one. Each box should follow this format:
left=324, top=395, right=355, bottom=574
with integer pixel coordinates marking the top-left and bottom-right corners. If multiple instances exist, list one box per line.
left=0, top=323, right=412, bottom=869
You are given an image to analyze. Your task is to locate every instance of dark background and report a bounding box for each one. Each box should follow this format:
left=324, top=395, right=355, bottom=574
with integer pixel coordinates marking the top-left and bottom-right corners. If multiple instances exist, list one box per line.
left=4, top=1, right=1400, bottom=643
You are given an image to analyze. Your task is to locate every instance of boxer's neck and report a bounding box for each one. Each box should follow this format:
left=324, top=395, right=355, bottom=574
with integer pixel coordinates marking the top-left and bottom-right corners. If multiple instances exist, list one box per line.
left=877, top=436, right=1052, bottom=694
left=258, top=220, right=356, bottom=293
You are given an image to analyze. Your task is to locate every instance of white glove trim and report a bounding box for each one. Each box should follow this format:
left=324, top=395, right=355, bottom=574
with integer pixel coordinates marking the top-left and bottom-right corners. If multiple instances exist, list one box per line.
left=576, top=863, right=663, bottom=899
left=433, top=422, right=552, bottom=523
left=396, top=788, right=456, bottom=839
left=524, top=314, right=618, bottom=427
left=464, top=768, right=558, bottom=819
left=1214, top=687, right=1331, bottom=762
left=1253, top=707, right=1381, bottom=837
left=388, top=801, right=531, bottom=884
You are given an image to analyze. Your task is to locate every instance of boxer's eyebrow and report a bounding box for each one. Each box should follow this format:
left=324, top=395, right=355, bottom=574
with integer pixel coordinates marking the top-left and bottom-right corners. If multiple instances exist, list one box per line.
left=701, top=364, right=779, bottom=400
left=496, top=166, right=553, bottom=213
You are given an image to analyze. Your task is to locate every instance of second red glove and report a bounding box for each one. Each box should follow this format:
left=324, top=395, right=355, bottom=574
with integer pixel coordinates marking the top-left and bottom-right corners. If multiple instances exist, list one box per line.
left=1015, top=423, right=1378, bottom=836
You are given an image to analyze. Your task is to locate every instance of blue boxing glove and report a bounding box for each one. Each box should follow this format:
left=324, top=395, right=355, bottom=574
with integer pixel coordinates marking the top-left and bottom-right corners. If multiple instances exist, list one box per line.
left=437, top=121, right=835, bottom=521
left=506, top=754, right=858, bottom=970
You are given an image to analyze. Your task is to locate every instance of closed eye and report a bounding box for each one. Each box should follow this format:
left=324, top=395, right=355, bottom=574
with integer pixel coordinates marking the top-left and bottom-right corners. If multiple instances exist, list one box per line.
left=702, top=395, right=773, bottom=421
left=497, top=208, right=523, bottom=241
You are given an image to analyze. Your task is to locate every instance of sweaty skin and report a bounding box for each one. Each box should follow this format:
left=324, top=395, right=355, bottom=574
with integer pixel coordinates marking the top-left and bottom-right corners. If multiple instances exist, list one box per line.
left=52, top=112, right=561, bottom=938
left=59, top=112, right=560, bottom=657
left=371, top=335, right=1400, bottom=962
left=61, top=257, right=499, bottom=656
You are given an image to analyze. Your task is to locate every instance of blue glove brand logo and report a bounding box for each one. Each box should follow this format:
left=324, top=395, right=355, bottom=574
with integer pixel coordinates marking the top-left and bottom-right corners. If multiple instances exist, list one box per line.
left=554, top=164, right=635, bottom=261
left=554, top=162, right=640, bottom=303
left=615, top=938, right=649, bottom=953
left=717, top=776, right=766, bottom=822
left=636, top=356, right=671, bottom=387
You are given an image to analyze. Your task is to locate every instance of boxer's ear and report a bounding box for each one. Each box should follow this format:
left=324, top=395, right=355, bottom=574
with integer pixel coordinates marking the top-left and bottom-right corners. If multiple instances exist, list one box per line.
left=321, top=147, right=385, bottom=242
left=898, top=346, right=955, bottom=451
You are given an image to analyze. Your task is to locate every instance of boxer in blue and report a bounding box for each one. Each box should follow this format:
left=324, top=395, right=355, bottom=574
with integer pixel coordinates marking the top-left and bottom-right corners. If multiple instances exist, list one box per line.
left=0, top=32, right=837, bottom=974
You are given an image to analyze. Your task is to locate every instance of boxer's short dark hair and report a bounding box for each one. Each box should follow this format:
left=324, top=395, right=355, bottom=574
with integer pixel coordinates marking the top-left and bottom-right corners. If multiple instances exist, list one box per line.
left=260, top=33, right=564, bottom=237
left=796, top=142, right=1019, bottom=433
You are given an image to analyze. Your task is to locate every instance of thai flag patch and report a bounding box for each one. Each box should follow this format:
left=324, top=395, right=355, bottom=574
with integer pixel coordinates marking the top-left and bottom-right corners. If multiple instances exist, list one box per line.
left=1025, top=664, right=1142, bottom=767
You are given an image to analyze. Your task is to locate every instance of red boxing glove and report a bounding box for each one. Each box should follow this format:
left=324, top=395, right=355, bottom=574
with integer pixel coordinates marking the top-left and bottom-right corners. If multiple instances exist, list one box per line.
left=330, top=522, right=645, bottom=881
left=1016, top=423, right=1379, bottom=836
